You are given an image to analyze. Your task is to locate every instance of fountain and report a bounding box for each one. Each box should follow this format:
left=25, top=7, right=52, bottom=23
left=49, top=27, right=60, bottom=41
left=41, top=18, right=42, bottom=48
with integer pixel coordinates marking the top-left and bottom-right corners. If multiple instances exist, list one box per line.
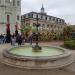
left=2, top=14, right=73, bottom=69
left=32, top=14, right=42, bottom=52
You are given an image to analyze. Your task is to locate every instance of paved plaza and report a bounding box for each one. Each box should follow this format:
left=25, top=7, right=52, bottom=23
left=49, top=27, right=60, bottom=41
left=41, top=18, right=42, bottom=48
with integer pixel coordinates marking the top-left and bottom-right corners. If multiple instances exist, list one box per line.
left=0, top=42, right=75, bottom=75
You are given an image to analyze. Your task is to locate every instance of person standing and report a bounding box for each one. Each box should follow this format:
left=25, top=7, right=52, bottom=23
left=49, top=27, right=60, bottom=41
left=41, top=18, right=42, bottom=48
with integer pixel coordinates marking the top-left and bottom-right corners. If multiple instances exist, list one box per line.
left=21, top=34, right=25, bottom=45
left=16, top=34, right=22, bottom=46
left=11, top=33, right=16, bottom=46
left=29, top=34, right=33, bottom=45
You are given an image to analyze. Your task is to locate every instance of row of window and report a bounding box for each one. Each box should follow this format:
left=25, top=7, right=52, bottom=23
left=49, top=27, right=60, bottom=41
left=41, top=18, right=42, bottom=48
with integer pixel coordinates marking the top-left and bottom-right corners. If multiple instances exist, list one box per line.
left=7, top=15, right=20, bottom=22
left=22, top=13, right=65, bottom=23
left=26, top=23, right=63, bottom=29
left=13, top=0, right=20, bottom=6
left=0, top=0, right=1, bottom=3
left=0, top=0, right=20, bottom=6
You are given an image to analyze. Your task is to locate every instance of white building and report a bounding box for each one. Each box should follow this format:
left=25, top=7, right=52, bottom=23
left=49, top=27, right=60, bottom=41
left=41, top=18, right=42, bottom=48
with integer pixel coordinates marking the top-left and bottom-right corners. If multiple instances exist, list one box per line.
left=0, top=0, right=21, bottom=34
left=21, top=5, right=66, bottom=33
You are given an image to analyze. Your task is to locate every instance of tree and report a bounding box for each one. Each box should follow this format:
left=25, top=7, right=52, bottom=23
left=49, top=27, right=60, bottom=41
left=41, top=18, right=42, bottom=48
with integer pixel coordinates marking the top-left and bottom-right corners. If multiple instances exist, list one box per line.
left=63, top=26, right=73, bottom=40
left=21, top=25, right=32, bottom=39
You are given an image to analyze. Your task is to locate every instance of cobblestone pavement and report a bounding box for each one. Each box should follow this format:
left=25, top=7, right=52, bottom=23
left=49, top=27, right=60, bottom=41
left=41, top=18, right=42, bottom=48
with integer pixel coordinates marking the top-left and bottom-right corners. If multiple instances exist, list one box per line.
left=0, top=42, right=75, bottom=75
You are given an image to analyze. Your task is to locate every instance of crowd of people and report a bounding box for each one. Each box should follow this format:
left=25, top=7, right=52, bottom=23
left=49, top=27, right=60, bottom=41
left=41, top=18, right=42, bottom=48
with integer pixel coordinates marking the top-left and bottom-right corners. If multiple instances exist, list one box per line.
left=0, top=33, right=33, bottom=47
left=11, top=33, right=26, bottom=46
left=0, top=34, right=6, bottom=44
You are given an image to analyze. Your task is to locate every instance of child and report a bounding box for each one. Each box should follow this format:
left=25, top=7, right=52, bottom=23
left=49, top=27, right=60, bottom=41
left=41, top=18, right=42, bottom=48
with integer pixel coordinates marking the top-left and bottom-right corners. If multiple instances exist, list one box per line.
left=11, top=34, right=16, bottom=46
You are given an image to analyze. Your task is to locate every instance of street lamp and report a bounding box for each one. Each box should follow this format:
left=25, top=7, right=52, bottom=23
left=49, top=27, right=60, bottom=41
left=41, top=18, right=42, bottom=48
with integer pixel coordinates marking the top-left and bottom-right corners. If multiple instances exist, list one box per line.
left=32, top=14, right=42, bottom=52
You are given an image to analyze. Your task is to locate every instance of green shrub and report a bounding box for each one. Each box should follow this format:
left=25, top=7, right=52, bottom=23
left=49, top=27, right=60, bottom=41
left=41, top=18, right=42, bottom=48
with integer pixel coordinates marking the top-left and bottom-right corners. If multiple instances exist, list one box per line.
left=64, top=40, right=75, bottom=49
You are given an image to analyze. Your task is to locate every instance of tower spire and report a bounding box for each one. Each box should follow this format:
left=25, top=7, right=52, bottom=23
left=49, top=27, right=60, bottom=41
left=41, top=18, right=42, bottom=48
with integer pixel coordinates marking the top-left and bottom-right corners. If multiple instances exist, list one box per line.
left=42, top=4, right=44, bottom=9
left=41, top=4, right=45, bottom=13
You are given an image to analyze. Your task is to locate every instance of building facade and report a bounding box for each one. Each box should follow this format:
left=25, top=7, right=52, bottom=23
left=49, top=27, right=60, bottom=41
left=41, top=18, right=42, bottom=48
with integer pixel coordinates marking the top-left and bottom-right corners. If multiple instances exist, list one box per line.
left=21, top=5, right=66, bottom=33
left=0, top=0, right=21, bottom=34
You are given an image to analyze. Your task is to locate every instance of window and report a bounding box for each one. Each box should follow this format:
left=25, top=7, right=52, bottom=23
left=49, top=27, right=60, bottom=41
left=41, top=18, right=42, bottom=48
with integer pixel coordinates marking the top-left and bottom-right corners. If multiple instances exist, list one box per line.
left=62, top=20, right=64, bottom=23
left=28, top=14, right=30, bottom=18
left=55, top=18, right=57, bottom=21
left=0, top=0, right=1, bottom=4
left=61, top=20, right=63, bottom=23
left=59, top=19, right=61, bottom=23
left=10, top=0, right=12, bottom=2
left=17, top=1, right=20, bottom=6
left=56, top=18, right=58, bottom=22
left=47, top=25, right=49, bottom=28
left=41, top=15, right=43, bottom=19
left=38, top=15, right=41, bottom=19
left=61, top=26, right=62, bottom=28
left=21, top=16, right=22, bottom=20
left=49, top=17, right=51, bottom=20
left=13, top=0, right=15, bottom=6
left=42, top=24, right=45, bottom=28
left=5, top=0, right=10, bottom=3
left=26, top=23, right=29, bottom=26
left=53, top=17, right=55, bottom=21
left=51, top=25, right=53, bottom=28
left=33, top=23, right=36, bottom=27
left=58, top=19, right=60, bottom=22
left=31, top=14, right=33, bottom=18
left=33, top=14, right=37, bottom=18
left=47, top=17, right=49, bottom=20
left=17, top=15, right=19, bottom=21
left=54, top=25, right=56, bottom=28
left=43, top=16, right=45, bottom=20
left=51, top=17, right=53, bottom=21
left=21, top=16, right=25, bottom=20
left=58, top=26, right=60, bottom=29
left=45, top=16, right=47, bottom=20
left=25, top=14, right=28, bottom=18
left=7, top=15, right=10, bottom=23
left=29, top=13, right=33, bottom=18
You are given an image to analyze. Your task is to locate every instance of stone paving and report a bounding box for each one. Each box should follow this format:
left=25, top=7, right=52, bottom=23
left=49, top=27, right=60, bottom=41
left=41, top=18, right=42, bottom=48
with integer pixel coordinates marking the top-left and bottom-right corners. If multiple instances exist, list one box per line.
left=0, top=42, right=75, bottom=75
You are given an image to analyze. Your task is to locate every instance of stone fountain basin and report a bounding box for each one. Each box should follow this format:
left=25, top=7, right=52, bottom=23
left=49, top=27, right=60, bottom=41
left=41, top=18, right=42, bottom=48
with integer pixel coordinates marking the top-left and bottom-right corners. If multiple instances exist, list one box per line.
left=2, top=46, right=73, bottom=69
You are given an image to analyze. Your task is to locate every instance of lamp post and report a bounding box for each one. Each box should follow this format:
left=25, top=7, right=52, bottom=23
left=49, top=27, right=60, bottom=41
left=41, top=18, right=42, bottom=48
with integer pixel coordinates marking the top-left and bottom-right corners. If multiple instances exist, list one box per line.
left=35, top=14, right=40, bottom=46
left=32, top=14, right=42, bottom=52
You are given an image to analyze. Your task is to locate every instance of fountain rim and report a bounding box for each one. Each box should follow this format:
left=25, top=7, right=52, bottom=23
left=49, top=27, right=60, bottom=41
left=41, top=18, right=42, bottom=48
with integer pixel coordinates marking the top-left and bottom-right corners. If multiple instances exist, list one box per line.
left=3, top=46, right=71, bottom=61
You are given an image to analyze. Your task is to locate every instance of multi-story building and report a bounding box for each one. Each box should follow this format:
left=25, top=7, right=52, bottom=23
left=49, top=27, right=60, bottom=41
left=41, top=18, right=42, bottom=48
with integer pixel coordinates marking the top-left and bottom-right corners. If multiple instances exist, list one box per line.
left=21, top=5, right=66, bottom=33
left=0, top=0, right=21, bottom=34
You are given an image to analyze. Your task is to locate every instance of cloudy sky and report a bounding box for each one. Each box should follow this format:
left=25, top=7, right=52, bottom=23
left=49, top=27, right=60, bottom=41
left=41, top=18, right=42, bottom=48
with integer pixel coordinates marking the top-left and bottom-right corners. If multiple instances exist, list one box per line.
left=21, top=0, right=75, bottom=25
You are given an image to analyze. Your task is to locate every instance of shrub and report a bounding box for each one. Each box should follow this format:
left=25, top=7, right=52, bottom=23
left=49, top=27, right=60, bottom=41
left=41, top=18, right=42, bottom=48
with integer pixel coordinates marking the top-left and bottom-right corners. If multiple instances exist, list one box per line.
left=64, top=40, right=75, bottom=49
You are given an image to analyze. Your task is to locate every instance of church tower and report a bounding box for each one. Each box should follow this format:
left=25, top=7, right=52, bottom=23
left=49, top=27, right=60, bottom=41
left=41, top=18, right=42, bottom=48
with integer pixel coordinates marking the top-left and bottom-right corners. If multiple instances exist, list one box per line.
left=41, top=4, right=45, bottom=13
left=41, top=4, right=46, bottom=15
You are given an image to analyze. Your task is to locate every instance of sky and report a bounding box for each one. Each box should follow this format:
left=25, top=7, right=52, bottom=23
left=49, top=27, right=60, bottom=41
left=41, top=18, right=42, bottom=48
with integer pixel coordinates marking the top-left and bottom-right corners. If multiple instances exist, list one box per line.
left=21, top=0, right=75, bottom=25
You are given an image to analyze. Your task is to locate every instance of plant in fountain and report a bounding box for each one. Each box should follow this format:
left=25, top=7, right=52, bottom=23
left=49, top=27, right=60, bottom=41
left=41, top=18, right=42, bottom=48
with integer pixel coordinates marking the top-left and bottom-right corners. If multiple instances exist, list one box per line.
left=32, top=14, right=42, bottom=52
